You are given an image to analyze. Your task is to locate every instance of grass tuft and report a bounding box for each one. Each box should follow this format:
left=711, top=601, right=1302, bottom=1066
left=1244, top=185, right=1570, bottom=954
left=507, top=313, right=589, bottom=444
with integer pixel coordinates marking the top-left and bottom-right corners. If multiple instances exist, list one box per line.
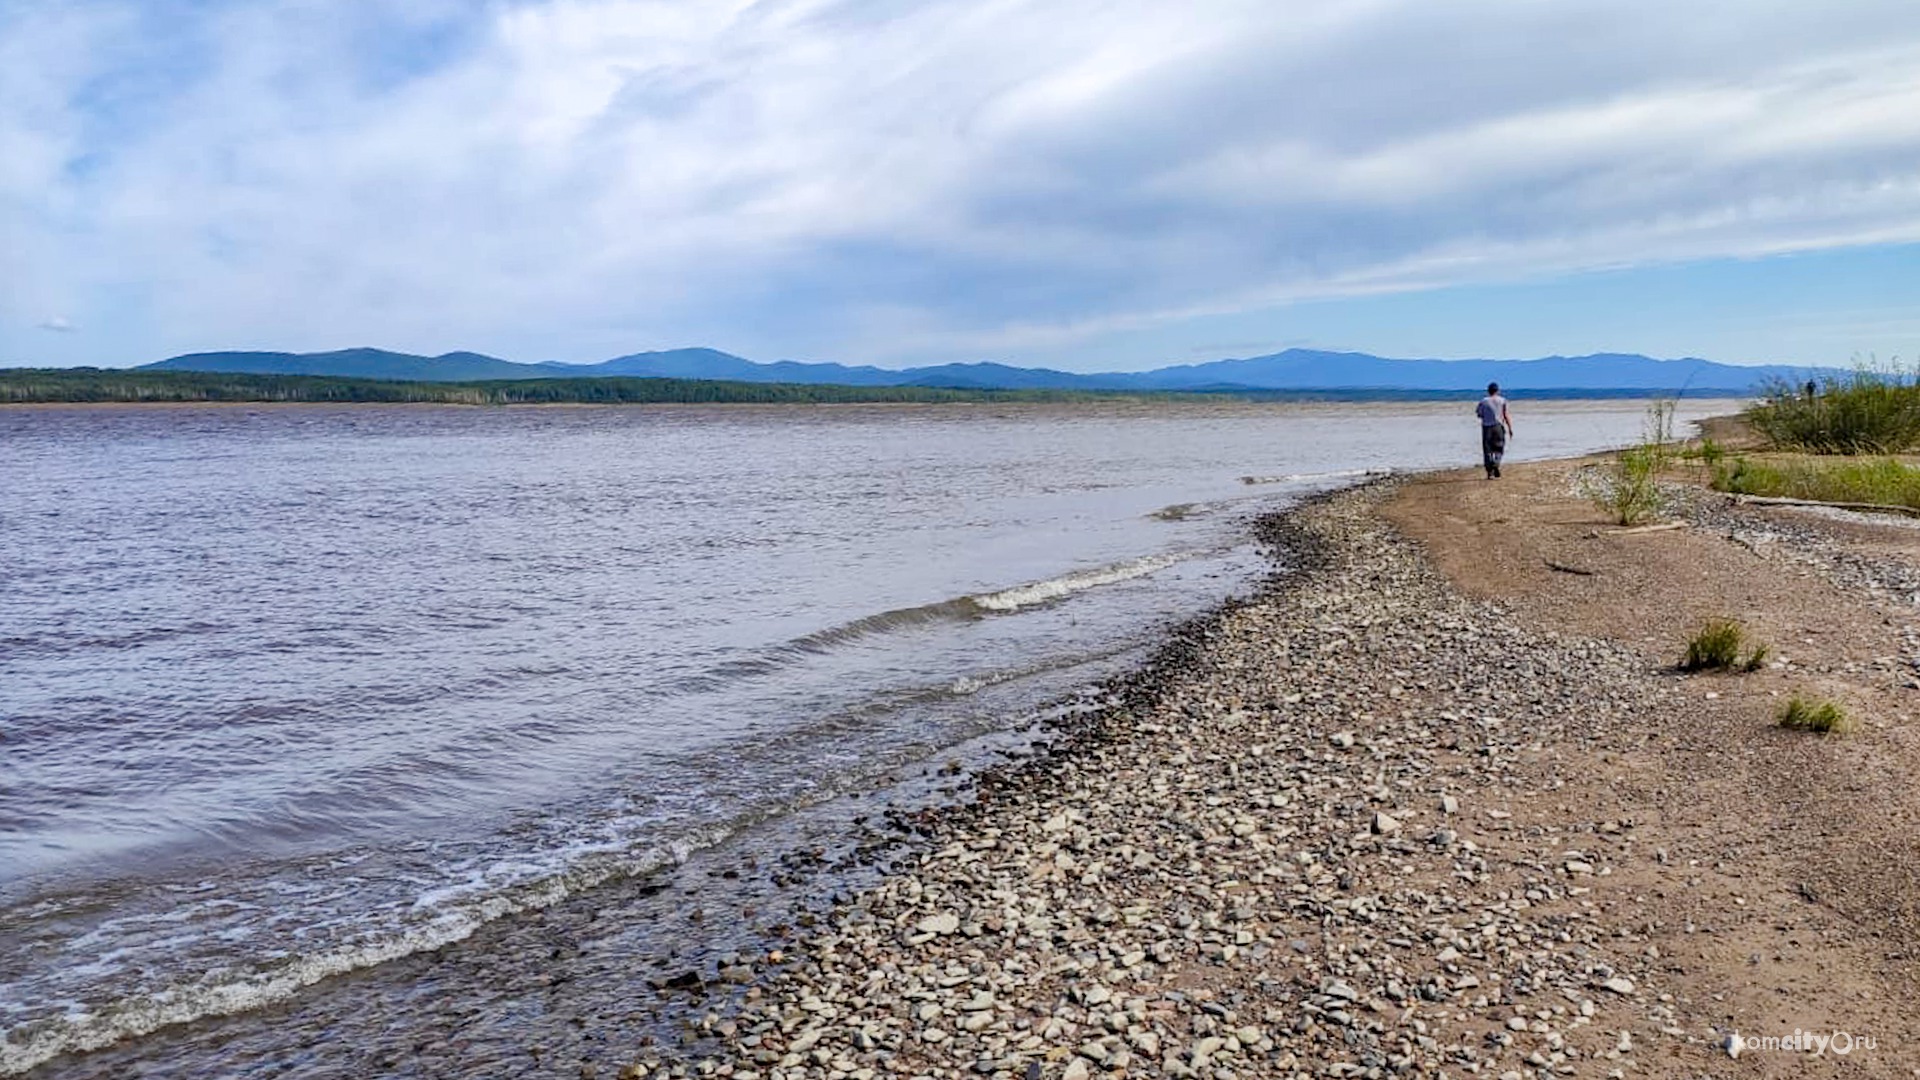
left=1777, top=695, right=1854, bottom=734
left=1680, top=436, right=1727, bottom=468
left=1680, top=618, right=1769, bottom=673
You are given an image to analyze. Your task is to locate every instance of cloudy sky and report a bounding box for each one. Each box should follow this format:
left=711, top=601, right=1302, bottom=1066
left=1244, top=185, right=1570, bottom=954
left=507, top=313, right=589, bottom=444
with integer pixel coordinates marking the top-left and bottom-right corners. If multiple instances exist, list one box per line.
left=5, top=0, right=1920, bottom=371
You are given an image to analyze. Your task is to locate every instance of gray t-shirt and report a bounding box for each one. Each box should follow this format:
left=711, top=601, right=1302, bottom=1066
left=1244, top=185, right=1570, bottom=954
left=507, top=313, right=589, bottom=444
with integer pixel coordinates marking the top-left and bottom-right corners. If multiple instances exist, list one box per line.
left=1476, top=394, right=1507, bottom=428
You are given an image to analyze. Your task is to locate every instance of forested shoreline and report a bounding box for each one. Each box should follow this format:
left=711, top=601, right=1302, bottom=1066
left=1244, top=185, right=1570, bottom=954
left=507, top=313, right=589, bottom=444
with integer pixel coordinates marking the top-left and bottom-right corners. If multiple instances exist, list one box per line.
left=0, top=369, right=1107, bottom=405
left=0, top=368, right=1700, bottom=405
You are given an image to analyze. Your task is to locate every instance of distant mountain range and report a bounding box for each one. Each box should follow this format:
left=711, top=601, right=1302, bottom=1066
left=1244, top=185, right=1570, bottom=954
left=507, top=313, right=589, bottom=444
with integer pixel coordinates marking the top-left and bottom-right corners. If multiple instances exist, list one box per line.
left=138, top=346, right=1835, bottom=394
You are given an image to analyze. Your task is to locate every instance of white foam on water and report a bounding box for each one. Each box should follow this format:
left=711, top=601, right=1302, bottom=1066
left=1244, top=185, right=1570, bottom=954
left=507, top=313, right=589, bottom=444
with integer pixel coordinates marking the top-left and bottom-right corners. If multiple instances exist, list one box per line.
left=969, top=554, right=1184, bottom=613
left=1146, top=501, right=1210, bottom=521
left=1239, top=467, right=1393, bottom=486
left=0, top=825, right=734, bottom=1077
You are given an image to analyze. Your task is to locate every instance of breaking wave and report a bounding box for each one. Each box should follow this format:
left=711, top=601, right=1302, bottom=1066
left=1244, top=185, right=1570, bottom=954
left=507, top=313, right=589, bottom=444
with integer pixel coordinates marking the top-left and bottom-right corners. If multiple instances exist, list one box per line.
left=773, top=553, right=1192, bottom=652
left=971, top=555, right=1182, bottom=611
left=0, top=827, right=732, bottom=1076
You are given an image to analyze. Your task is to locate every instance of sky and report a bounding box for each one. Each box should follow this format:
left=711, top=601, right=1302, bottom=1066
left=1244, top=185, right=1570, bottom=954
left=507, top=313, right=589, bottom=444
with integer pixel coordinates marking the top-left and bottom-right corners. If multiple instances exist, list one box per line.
left=5, top=0, right=1920, bottom=373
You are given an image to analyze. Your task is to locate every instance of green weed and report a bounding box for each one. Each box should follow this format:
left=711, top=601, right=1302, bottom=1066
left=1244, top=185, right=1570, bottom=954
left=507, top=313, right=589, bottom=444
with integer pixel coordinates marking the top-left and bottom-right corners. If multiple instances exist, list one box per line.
left=1643, top=398, right=1678, bottom=469
left=1746, top=365, right=1920, bottom=454
left=1602, top=445, right=1664, bottom=525
left=1680, top=436, right=1727, bottom=468
left=1713, top=455, right=1920, bottom=511
left=1778, top=695, right=1853, bottom=734
left=1680, top=618, right=1769, bottom=672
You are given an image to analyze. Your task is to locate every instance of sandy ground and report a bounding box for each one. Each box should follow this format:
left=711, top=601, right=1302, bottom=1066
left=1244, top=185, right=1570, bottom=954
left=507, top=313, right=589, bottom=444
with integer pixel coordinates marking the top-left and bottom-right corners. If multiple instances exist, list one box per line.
left=1383, top=456, right=1920, bottom=1078
left=581, top=454, right=1920, bottom=1080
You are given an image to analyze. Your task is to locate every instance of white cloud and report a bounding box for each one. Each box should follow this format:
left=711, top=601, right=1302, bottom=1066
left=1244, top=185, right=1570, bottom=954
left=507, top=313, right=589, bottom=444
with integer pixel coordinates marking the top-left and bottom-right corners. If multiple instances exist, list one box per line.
left=3, top=0, right=1919, bottom=366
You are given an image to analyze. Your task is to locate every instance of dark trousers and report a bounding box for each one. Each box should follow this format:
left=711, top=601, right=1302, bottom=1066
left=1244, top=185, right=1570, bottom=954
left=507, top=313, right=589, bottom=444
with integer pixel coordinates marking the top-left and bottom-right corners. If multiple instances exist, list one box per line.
left=1481, top=424, right=1507, bottom=474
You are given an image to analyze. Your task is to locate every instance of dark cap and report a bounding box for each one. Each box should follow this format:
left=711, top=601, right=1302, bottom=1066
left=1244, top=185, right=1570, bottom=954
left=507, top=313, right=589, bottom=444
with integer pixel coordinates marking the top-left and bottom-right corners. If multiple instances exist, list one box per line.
left=1487, top=382, right=1500, bottom=395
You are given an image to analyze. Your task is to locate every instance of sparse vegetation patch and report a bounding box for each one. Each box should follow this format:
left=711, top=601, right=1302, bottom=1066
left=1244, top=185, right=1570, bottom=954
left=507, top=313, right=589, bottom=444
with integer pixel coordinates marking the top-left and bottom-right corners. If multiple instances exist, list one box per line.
left=1746, top=367, right=1920, bottom=454
left=1600, top=445, right=1665, bottom=525
left=1778, top=695, right=1854, bottom=734
left=1713, top=455, right=1920, bottom=512
left=1680, top=436, right=1727, bottom=468
left=1581, top=399, right=1682, bottom=525
left=1680, top=618, right=1769, bottom=672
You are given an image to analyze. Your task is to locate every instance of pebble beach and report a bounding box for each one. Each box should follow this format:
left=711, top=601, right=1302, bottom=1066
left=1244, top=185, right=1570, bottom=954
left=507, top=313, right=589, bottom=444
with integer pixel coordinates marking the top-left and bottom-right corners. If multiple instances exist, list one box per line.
left=605, top=447, right=1920, bottom=1080
left=614, top=479, right=1701, bottom=1080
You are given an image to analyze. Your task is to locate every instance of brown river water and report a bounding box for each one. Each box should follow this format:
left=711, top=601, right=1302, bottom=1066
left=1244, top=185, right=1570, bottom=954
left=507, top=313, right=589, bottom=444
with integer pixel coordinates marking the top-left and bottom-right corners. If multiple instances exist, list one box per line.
left=0, top=398, right=1735, bottom=1076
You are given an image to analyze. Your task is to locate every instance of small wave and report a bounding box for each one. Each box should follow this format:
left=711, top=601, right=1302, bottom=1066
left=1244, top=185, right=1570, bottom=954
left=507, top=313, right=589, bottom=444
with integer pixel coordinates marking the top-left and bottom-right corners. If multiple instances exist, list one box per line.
left=766, top=554, right=1192, bottom=657
left=784, top=597, right=988, bottom=652
left=945, top=648, right=1129, bottom=697
left=1239, top=467, right=1392, bottom=486
left=640, top=556, right=1195, bottom=700
left=0, top=562, right=1208, bottom=1075
left=0, top=828, right=731, bottom=1077
left=972, top=554, right=1181, bottom=612
left=1148, top=502, right=1203, bottom=521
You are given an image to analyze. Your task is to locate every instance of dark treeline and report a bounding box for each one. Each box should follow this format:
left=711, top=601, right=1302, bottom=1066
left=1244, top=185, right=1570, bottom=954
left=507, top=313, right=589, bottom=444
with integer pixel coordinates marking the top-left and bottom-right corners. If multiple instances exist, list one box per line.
left=1, top=367, right=1704, bottom=406
left=0, top=368, right=1128, bottom=405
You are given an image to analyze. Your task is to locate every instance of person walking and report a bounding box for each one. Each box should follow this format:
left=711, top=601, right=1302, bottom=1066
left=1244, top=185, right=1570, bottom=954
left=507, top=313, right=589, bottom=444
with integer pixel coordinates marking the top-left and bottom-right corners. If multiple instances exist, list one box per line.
left=1476, top=382, right=1513, bottom=479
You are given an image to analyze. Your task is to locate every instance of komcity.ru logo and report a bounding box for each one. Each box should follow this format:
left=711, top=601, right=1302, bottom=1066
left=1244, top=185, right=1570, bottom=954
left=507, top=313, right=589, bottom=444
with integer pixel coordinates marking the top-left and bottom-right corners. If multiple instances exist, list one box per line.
left=1728, top=1029, right=1877, bottom=1057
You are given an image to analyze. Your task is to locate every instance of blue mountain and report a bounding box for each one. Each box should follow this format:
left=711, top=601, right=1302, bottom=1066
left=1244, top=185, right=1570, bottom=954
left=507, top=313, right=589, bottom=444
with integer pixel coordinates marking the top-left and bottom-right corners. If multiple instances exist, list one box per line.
left=140, top=346, right=1837, bottom=393
left=1107, top=350, right=1821, bottom=393
left=564, top=348, right=909, bottom=386
left=145, top=348, right=535, bottom=381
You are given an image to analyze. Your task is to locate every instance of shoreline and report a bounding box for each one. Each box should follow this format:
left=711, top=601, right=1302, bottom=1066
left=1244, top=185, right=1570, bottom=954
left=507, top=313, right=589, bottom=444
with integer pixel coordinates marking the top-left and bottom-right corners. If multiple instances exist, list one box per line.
left=29, top=434, right=1920, bottom=1078
left=592, top=452, right=1920, bottom=1080
left=602, top=476, right=1677, bottom=1079
left=0, top=395, right=1751, bottom=411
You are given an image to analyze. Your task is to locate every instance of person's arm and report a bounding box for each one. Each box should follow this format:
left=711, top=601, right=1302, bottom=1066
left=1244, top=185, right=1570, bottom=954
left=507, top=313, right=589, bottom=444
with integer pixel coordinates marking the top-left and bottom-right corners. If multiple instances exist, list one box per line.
left=1502, top=402, right=1513, bottom=436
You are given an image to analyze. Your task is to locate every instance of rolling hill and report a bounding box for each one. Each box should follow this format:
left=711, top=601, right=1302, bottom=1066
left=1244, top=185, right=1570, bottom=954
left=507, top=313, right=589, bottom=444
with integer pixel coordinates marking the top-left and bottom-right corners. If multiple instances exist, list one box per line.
left=145, top=348, right=537, bottom=381
left=134, top=346, right=1835, bottom=394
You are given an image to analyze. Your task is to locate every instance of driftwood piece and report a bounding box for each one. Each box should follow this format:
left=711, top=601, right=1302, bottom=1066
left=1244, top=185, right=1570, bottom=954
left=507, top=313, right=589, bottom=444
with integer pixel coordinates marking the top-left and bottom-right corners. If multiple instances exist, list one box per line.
left=1614, top=521, right=1687, bottom=535
left=1732, top=493, right=1920, bottom=519
left=1545, top=559, right=1597, bottom=576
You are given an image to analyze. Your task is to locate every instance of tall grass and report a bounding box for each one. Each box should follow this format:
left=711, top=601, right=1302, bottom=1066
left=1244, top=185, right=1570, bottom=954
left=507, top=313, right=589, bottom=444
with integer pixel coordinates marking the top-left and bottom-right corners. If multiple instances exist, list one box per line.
left=1642, top=397, right=1678, bottom=468
left=1746, top=367, right=1920, bottom=454
left=1681, top=436, right=1727, bottom=468
left=1604, top=446, right=1665, bottom=525
left=1713, top=456, right=1920, bottom=511
left=1581, top=400, right=1680, bottom=525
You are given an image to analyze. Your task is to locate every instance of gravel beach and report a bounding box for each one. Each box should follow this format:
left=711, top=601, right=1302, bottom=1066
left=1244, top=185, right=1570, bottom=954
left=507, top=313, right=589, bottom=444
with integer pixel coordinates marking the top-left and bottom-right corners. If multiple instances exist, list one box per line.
left=592, top=456, right=1920, bottom=1080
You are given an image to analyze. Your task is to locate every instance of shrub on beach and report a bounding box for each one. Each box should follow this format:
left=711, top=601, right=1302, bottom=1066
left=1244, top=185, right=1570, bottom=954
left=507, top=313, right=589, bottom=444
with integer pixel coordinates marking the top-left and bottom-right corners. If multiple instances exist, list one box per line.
left=1681, top=436, right=1727, bottom=468
left=1583, top=399, right=1678, bottom=526
left=1641, top=398, right=1678, bottom=469
left=1746, top=367, right=1920, bottom=454
left=1778, top=695, right=1853, bottom=734
left=1602, top=445, right=1665, bottom=525
left=1680, top=618, right=1768, bottom=672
